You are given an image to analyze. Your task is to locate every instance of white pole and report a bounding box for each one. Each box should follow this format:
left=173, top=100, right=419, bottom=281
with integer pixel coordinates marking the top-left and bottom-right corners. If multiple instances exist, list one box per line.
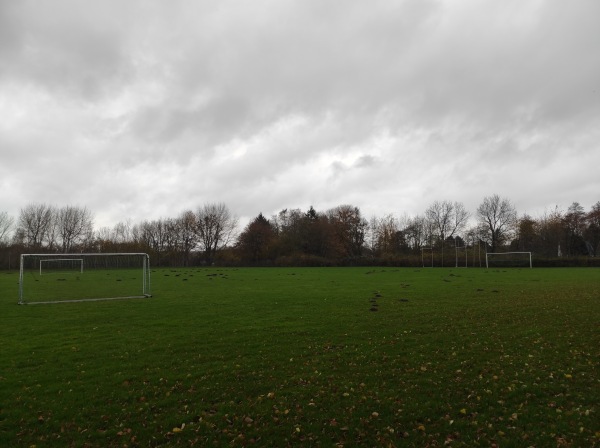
left=19, top=254, right=24, bottom=304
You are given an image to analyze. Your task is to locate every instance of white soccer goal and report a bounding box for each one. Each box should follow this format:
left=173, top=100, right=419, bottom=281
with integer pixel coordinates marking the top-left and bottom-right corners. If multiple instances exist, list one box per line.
left=19, top=253, right=151, bottom=305
left=485, top=252, right=532, bottom=269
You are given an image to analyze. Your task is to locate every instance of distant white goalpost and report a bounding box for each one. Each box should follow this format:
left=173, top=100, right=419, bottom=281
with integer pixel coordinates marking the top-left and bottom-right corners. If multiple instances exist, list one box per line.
left=455, top=244, right=467, bottom=268
left=19, top=253, right=152, bottom=305
left=485, top=252, right=532, bottom=269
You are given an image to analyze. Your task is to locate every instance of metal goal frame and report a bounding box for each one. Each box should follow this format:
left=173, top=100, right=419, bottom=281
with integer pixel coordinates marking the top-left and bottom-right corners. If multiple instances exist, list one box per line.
left=18, top=253, right=152, bottom=305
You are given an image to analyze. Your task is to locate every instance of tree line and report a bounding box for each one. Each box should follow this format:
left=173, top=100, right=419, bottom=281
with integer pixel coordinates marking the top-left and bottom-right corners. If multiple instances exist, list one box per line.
left=0, top=195, right=599, bottom=269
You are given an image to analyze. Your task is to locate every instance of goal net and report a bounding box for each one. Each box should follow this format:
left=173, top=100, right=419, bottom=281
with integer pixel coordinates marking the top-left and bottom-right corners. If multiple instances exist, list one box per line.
left=39, top=258, right=84, bottom=275
left=485, top=252, right=532, bottom=269
left=19, top=253, right=151, bottom=305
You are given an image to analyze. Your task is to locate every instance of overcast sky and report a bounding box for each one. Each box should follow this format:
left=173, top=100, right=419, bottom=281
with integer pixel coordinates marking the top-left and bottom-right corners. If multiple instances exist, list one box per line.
left=1, top=0, right=599, bottom=230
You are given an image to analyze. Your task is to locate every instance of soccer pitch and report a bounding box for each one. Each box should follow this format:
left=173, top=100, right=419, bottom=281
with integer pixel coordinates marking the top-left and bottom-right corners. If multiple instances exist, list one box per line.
left=1, top=267, right=598, bottom=446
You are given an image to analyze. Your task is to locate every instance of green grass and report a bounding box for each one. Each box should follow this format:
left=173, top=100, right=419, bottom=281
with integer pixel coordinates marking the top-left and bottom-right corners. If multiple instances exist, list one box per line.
left=19, top=268, right=147, bottom=303
left=0, top=267, right=598, bottom=447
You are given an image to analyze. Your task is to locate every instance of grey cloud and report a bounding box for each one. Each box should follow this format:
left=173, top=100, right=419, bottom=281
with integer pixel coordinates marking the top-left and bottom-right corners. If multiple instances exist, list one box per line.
left=130, top=94, right=253, bottom=147
left=355, top=155, right=377, bottom=168
left=1, top=0, right=599, bottom=228
left=0, top=1, right=136, bottom=101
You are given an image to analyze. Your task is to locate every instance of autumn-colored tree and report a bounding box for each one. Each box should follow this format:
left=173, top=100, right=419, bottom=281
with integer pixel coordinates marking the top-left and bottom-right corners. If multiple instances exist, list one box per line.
left=271, top=208, right=304, bottom=256
left=326, top=205, right=367, bottom=258
left=300, top=207, right=332, bottom=257
left=371, top=214, right=407, bottom=256
left=271, top=207, right=332, bottom=259
left=237, top=213, right=276, bottom=262
left=514, top=214, right=537, bottom=252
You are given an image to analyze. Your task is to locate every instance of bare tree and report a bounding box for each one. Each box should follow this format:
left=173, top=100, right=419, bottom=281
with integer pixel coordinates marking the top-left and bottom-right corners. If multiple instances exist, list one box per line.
left=403, top=214, right=429, bottom=251
left=196, top=203, right=238, bottom=264
left=452, top=202, right=470, bottom=239
left=464, top=225, right=487, bottom=267
left=137, top=219, right=170, bottom=264
left=164, top=218, right=183, bottom=257
left=537, top=207, right=564, bottom=257
left=0, top=211, right=14, bottom=245
left=56, top=205, right=94, bottom=252
left=94, top=226, right=112, bottom=252
left=425, top=200, right=470, bottom=242
left=563, top=202, right=587, bottom=256
left=112, top=219, right=133, bottom=244
left=17, top=203, right=55, bottom=250
left=425, top=200, right=470, bottom=266
left=477, top=194, right=517, bottom=252
left=177, top=210, right=198, bottom=266
left=425, top=201, right=452, bottom=244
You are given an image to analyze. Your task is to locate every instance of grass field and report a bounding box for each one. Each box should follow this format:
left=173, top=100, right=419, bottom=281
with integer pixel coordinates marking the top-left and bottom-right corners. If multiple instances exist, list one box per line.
left=1, top=267, right=598, bottom=447
left=18, top=268, right=148, bottom=303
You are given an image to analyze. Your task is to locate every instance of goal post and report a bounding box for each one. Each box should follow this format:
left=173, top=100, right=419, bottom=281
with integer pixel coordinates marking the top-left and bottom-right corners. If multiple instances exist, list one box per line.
left=485, top=252, right=532, bottom=269
left=19, top=253, right=152, bottom=305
